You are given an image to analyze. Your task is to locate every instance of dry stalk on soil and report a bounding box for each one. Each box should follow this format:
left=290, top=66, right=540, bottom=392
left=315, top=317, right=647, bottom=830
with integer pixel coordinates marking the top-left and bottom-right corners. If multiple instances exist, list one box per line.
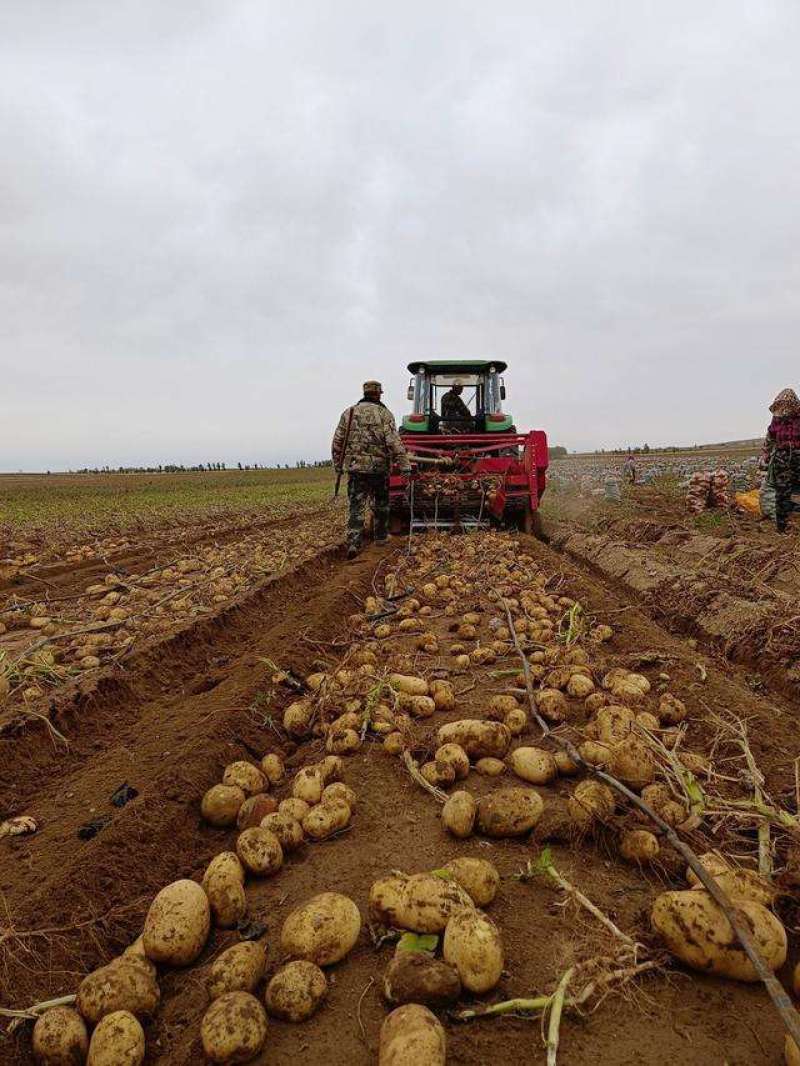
left=501, top=598, right=800, bottom=1050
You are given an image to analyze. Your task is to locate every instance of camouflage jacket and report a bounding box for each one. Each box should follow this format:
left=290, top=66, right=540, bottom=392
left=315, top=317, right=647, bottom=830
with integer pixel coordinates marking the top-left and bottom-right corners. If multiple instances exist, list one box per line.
left=441, top=390, right=472, bottom=426
left=332, top=399, right=411, bottom=474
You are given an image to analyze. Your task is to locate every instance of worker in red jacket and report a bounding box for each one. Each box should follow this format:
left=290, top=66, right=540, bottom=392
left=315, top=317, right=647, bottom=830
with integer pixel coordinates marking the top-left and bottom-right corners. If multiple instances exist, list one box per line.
left=762, top=388, right=800, bottom=533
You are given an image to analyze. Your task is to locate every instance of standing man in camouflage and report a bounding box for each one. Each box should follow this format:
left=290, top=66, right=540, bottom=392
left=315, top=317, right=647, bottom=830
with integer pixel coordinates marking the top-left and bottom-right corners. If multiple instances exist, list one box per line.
left=332, top=380, right=412, bottom=558
left=762, top=387, right=800, bottom=534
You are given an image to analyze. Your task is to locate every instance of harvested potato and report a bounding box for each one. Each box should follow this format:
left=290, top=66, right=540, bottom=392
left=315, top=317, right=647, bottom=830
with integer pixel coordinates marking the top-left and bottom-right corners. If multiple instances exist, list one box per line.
left=260, top=812, right=305, bottom=852
left=436, top=719, right=511, bottom=759
left=236, top=793, right=278, bottom=830
left=487, top=694, right=519, bottom=718
left=202, top=784, right=246, bottom=827
left=86, top=1011, right=144, bottom=1066
left=32, top=1006, right=88, bottom=1065
left=684, top=851, right=729, bottom=886
left=379, top=1004, right=446, bottom=1066
left=578, top=740, right=612, bottom=767
left=318, top=755, right=344, bottom=783
left=534, top=689, right=567, bottom=723
left=595, top=705, right=635, bottom=744
left=384, top=732, right=405, bottom=756
left=292, top=767, right=325, bottom=805
left=658, top=692, right=687, bottom=725
left=260, top=752, right=285, bottom=785
left=508, top=747, right=557, bottom=785
left=476, top=787, right=544, bottom=837
left=620, top=829, right=660, bottom=863
left=689, top=867, right=776, bottom=907
left=431, top=681, right=455, bottom=711
left=443, top=857, right=500, bottom=906
left=279, top=798, right=311, bottom=821
left=651, top=890, right=786, bottom=980
left=607, top=737, right=656, bottom=790
left=567, top=674, right=595, bottom=698
left=236, top=827, right=283, bottom=877
left=222, top=761, right=266, bottom=796
left=568, top=780, right=615, bottom=829
left=327, top=726, right=361, bottom=754
left=322, top=782, right=357, bottom=809
left=443, top=909, right=504, bottom=993
left=504, top=708, right=528, bottom=735
left=369, top=872, right=474, bottom=933
left=283, top=699, right=314, bottom=737
left=203, top=851, right=246, bottom=886
left=787, top=1036, right=800, bottom=1066
left=474, top=757, right=505, bottom=776
left=143, top=879, right=210, bottom=966
left=441, top=790, right=476, bottom=838
left=303, top=799, right=352, bottom=841
left=77, top=958, right=159, bottom=1024
left=201, top=992, right=268, bottom=1064
left=281, top=893, right=361, bottom=965
left=422, top=760, right=456, bottom=787
left=208, top=942, right=267, bottom=1000
left=389, top=674, right=429, bottom=696
left=265, top=960, right=327, bottom=1022
left=554, top=750, right=580, bottom=776
left=435, top=744, right=470, bottom=780
left=383, top=950, right=461, bottom=1007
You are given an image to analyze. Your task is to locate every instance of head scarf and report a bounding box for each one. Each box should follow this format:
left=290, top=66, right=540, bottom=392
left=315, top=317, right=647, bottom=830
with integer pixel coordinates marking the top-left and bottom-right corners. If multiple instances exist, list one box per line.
left=770, top=388, right=800, bottom=417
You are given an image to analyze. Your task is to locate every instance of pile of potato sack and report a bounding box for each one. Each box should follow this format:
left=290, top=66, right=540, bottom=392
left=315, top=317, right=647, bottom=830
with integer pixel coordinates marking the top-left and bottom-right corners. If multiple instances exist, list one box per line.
left=25, top=531, right=796, bottom=1065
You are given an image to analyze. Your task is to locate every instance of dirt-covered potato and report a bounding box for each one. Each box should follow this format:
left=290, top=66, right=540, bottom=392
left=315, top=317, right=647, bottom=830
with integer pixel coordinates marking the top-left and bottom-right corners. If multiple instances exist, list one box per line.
left=143, top=879, right=211, bottom=966
left=595, top=705, right=635, bottom=744
left=658, top=692, right=687, bottom=725
left=383, top=950, right=461, bottom=1007
left=443, top=909, right=504, bottom=993
left=208, top=942, right=267, bottom=1000
left=421, top=760, right=456, bottom=787
left=203, top=851, right=246, bottom=886
left=431, top=680, right=455, bottom=711
left=292, top=767, right=325, bottom=805
left=651, top=890, right=787, bottom=981
left=441, top=790, right=476, bottom=838
left=508, top=746, right=557, bottom=785
left=322, top=782, right=357, bottom=809
left=236, top=827, right=284, bottom=876
left=554, top=750, right=580, bottom=776
left=222, top=761, right=267, bottom=796
left=389, top=673, right=429, bottom=696
left=436, top=719, right=511, bottom=758
left=77, top=958, right=160, bottom=1024
left=260, top=752, right=285, bottom=785
left=379, top=1004, right=446, bottom=1066
left=32, top=1006, right=88, bottom=1065
left=236, top=793, right=278, bottom=830
left=303, top=798, right=352, bottom=840
left=369, top=872, right=474, bottom=933
left=534, top=688, right=568, bottom=723
left=442, top=857, right=500, bottom=906
left=384, top=732, right=405, bottom=756
left=567, top=673, right=595, bottom=698
left=787, top=1035, right=800, bottom=1066
left=577, top=740, right=612, bottom=767
left=504, top=707, right=528, bottom=735
left=260, top=812, right=305, bottom=852
left=202, top=784, right=246, bottom=827
left=201, top=992, right=268, bottom=1063
left=435, top=744, right=470, bottom=780
left=620, top=829, right=660, bottom=863
left=568, top=780, right=615, bottom=829
left=326, top=726, right=361, bottom=753
left=86, top=1011, right=145, bottom=1066
left=281, top=893, right=361, bottom=965
left=279, top=798, right=311, bottom=821
left=487, top=694, right=519, bottom=719
left=265, top=960, right=328, bottom=1021
left=476, top=787, right=544, bottom=837
left=688, top=866, right=776, bottom=907
left=474, top=757, right=505, bottom=776
left=284, top=699, right=314, bottom=737
left=607, top=737, right=656, bottom=790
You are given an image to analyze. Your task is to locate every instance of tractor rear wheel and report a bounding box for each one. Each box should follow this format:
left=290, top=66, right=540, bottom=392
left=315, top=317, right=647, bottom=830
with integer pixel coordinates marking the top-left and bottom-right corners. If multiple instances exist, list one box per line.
left=521, top=502, right=547, bottom=541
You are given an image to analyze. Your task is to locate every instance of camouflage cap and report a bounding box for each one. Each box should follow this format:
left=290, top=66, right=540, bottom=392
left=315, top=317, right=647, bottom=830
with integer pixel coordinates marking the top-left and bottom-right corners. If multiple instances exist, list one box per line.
left=363, top=380, right=383, bottom=394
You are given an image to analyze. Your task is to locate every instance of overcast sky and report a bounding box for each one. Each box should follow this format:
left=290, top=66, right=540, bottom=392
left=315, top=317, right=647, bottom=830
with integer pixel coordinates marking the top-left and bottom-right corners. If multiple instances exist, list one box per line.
left=2, top=1, right=799, bottom=470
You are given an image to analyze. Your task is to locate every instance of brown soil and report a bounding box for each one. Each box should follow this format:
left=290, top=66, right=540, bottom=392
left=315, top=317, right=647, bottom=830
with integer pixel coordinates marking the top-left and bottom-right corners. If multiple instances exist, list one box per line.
left=1, top=528, right=797, bottom=1065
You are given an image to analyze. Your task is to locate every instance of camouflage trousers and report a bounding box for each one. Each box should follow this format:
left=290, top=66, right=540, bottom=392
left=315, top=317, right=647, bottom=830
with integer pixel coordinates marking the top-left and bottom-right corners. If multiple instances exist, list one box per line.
left=347, top=472, right=389, bottom=548
left=770, top=448, right=800, bottom=529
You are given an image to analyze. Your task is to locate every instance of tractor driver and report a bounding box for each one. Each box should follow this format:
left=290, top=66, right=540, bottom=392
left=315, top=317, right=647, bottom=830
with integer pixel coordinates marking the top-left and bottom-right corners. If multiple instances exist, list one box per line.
left=332, top=380, right=412, bottom=559
left=441, top=379, right=473, bottom=433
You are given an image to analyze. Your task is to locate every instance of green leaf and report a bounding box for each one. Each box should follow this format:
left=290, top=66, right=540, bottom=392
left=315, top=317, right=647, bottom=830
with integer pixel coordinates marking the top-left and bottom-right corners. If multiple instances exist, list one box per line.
left=397, top=933, right=439, bottom=954
left=430, top=868, right=455, bottom=881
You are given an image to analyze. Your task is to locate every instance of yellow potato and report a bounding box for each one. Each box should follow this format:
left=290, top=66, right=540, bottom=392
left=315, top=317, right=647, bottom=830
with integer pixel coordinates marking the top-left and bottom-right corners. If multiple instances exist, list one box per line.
left=76, top=958, right=159, bottom=1024
left=86, top=1011, right=145, bottom=1066
left=607, top=737, right=656, bottom=790
left=260, top=752, right=285, bottom=784
left=534, top=689, right=567, bottom=723
left=651, top=890, right=786, bottom=981
left=236, top=827, right=284, bottom=876
left=201, top=784, right=246, bottom=827
left=236, top=793, right=278, bottom=830
left=619, top=829, right=660, bottom=863
left=222, top=761, right=266, bottom=796
left=379, top=1004, right=446, bottom=1066
left=202, top=851, right=246, bottom=886
left=265, top=960, right=328, bottom=1022
left=283, top=699, right=315, bottom=737
left=369, top=872, right=474, bottom=933
left=322, top=782, right=357, bottom=809
left=32, top=1006, right=88, bottom=1065
left=389, top=674, right=429, bottom=696
left=474, top=757, right=505, bottom=776
left=143, top=879, right=210, bottom=967
left=443, top=909, right=504, bottom=993
left=302, top=799, right=352, bottom=841
left=436, top=719, right=511, bottom=759
left=201, top=992, right=268, bottom=1064
left=279, top=798, right=311, bottom=821
left=568, top=780, right=615, bottom=829
left=787, top=1035, right=800, bottom=1066
left=208, top=942, right=267, bottom=1000
left=507, top=747, right=557, bottom=785
left=658, top=692, right=687, bottom=725
left=260, top=812, right=305, bottom=852
left=476, top=787, right=544, bottom=837
left=553, top=750, right=580, bottom=776
left=292, top=767, right=325, bottom=805
left=441, top=791, right=476, bottom=838
left=281, top=893, right=362, bottom=965
left=442, top=857, right=500, bottom=907
left=383, top=951, right=461, bottom=1007
left=504, top=708, right=528, bottom=735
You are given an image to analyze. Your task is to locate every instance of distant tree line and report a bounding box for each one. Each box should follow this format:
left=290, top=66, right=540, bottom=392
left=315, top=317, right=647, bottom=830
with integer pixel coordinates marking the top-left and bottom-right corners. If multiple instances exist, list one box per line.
left=68, top=459, right=335, bottom=474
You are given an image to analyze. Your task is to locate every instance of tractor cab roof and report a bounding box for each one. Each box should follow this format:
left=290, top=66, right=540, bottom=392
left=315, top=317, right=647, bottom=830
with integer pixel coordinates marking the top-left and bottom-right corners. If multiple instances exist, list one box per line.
left=407, top=359, right=508, bottom=375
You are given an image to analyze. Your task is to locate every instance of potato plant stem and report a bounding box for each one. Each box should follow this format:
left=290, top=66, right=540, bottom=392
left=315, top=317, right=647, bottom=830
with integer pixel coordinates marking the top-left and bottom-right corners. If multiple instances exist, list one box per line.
left=546, top=967, right=575, bottom=1066
left=0, top=993, right=76, bottom=1022
left=501, top=599, right=800, bottom=1051
left=544, top=865, right=636, bottom=950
